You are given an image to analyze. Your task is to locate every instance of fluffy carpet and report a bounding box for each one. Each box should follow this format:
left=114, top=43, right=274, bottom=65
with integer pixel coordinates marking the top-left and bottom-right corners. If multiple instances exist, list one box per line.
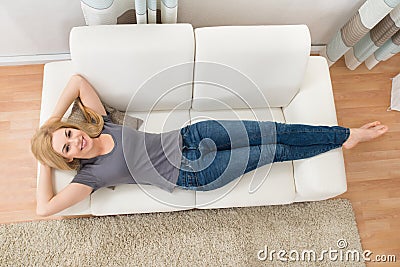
left=0, top=199, right=365, bottom=266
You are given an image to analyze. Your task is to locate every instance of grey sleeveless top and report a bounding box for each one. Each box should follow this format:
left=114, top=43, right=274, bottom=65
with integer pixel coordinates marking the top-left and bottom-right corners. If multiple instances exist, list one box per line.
left=71, top=114, right=182, bottom=193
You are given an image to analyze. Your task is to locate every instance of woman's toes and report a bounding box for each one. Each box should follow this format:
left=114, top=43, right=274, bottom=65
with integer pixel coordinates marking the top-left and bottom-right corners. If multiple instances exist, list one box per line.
left=365, top=125, right=388, bottom=140
left=376, top=125, right=389, bottom=134
left=361, top=121, right=381, bottom=129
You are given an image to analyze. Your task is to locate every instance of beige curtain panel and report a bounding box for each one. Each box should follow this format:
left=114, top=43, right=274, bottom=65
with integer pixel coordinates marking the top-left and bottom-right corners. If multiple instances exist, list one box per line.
left=321, top=0, right=400, bottom=70
left=365, top=21, right=400, bottom=69
left=344, top=4, right=400, bottom=70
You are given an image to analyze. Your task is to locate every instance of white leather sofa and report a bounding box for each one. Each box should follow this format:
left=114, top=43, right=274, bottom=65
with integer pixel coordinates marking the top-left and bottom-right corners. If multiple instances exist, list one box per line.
left=38, top=23, right=347, bottom=216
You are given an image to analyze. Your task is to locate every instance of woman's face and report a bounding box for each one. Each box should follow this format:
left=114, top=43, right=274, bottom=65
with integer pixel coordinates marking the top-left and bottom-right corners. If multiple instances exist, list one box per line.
left=51, top=128, right=93, bottom=161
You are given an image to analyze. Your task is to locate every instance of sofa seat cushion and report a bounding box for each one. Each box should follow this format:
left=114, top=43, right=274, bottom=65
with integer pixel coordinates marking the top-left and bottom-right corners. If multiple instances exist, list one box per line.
left=91, top=184, right=195, bottom=216
left=195, top=161, right=294, bottom=208
left=129, top=110, right=190, bottom=133
left=189, top=108, right=295, bottom=208
left=190, top=107, right=285, bottom=124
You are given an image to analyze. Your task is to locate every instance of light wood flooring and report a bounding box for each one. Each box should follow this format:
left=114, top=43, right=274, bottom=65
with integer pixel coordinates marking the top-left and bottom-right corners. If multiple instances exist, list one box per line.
left=0, top=55, right=399, bottom=266
left=330, top=55, right=400, bottom=266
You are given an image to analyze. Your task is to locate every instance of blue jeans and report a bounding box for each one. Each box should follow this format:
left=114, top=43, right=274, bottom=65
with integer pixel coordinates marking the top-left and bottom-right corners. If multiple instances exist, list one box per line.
left=176, top=120, right=350, bottom=191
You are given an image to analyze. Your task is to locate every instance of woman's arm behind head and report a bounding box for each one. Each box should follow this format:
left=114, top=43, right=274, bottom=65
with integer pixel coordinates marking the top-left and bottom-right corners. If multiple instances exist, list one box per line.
left=36, top=163, right=93, bottom=217
left=50, top=74, right=106, bottom=120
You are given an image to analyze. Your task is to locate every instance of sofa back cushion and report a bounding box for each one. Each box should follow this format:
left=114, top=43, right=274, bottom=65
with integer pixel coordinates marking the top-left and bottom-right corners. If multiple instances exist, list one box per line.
left=70, top=24, right=194, bottom=112
left=192, top=25, right=311, bottom=110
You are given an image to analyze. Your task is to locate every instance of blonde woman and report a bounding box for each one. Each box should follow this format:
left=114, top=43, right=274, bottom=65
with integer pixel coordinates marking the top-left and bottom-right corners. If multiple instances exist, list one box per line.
left=31, top=75, right=388, bottom=217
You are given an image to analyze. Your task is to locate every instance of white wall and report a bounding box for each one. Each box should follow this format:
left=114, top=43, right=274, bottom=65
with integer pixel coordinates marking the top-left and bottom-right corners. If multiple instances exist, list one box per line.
left=179, top=0, right=366, bottom=45
left=0, top=0, right=85, bottom=64
left=0, top=0, right=366, bottom=65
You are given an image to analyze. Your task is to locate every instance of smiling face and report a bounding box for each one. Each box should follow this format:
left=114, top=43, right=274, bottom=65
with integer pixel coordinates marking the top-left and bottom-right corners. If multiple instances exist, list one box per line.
left=51, top=128, right=93, bottom=161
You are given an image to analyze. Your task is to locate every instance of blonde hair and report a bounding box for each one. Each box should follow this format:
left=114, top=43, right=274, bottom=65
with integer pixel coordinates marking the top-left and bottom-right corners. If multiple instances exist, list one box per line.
left=31, top=100, right=104, bottom=170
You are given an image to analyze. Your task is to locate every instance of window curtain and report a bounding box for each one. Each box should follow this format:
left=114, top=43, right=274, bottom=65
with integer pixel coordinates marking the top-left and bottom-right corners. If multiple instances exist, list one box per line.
left=365, top=20, right=400, bottom=69
left=80, top=0, right=178, bottom=25
left=135, top=0, right=178, bottom=24
left=321, top=0, right=400, bottom=70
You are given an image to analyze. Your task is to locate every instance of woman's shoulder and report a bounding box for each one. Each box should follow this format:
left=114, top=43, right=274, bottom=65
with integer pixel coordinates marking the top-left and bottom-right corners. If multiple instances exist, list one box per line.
left=72, top=165, right=98, bottom=191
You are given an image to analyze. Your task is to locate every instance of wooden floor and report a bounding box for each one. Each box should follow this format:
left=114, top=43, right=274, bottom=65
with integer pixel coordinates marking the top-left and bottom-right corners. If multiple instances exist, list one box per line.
left=0, top=55, right=399, bottom=266
left=330, top=55, right=400, bottom=266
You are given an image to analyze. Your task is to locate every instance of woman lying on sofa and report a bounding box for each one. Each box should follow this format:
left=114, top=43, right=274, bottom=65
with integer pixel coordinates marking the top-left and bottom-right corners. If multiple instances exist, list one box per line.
left=31, top=75, right=388, bottom=217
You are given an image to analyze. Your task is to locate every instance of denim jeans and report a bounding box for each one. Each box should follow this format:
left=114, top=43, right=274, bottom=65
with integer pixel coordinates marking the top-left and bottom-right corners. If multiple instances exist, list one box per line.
left=176, top=120, right=350, bottom=191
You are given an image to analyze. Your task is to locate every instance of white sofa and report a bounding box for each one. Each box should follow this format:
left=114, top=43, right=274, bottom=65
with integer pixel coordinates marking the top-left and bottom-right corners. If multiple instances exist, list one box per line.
left=38, top=23, right=347, bottom=216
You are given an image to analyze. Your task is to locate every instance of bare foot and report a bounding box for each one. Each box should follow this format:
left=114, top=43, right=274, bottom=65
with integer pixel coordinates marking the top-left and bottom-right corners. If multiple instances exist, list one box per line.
left=343, top=122, right=388, bottom=149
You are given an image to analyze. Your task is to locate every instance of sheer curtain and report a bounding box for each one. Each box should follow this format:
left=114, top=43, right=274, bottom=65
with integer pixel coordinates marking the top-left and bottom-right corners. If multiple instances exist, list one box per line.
left=321, top=0, right=400, bottom=70
left=135, top=0, right=178, bottom=24
left=80, top=0, right=178, bottom=25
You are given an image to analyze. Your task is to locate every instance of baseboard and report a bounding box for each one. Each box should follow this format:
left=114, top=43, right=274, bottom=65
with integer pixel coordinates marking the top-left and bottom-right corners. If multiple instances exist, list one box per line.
left=0, top=53, right=71, bottom=66
left=311, top=45, right=326, bottom=54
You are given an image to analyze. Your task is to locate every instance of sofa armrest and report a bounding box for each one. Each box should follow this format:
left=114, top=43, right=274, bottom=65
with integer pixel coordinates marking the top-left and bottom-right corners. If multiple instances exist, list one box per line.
left=38, top=61, right=92, bottom=216
left=283, top=56, right=347, bottom=201
left=292, top=150, right=347, bottom=202
left=283, top=56, right=338, bottom=125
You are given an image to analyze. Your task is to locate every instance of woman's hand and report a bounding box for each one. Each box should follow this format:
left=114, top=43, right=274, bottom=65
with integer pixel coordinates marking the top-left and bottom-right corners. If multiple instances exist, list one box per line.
left=76, top=75, right=107, bottom=116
